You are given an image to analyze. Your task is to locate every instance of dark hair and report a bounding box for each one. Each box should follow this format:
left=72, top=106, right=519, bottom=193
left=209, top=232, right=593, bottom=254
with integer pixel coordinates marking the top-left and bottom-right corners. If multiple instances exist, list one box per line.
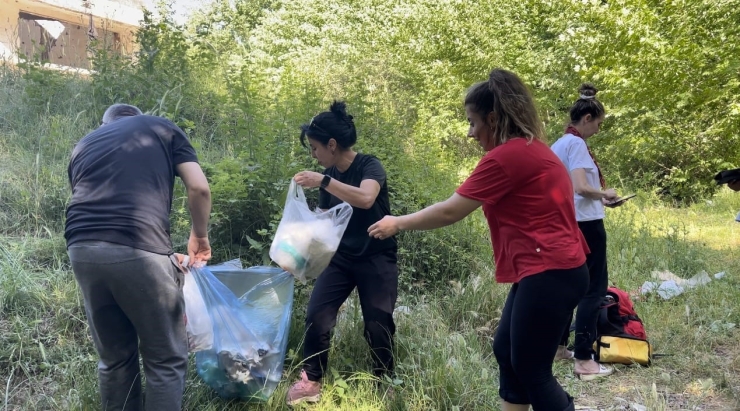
left=569, top=83, right=605, bottom=124
left=101, top=103, right=142, bottom=125
left=464, top=68, right=545, bottom=147
left=299, top=101, right=357, bottom=149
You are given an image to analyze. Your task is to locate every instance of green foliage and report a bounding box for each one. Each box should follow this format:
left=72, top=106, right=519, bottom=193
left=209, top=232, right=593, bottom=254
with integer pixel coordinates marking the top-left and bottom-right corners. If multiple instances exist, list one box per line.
left=534, top=0, right=740, bottom=202
left=3, top=195, right=740, bottom=408
left=185, top=158, right=295, bottom=264
left=3, top=0, right=740, bottom=269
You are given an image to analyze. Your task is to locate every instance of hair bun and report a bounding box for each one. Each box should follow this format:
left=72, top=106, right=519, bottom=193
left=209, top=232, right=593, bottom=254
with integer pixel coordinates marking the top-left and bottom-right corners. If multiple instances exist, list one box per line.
left=578, top=83, right=598, bottom=98
left=329, top=101, right=348, bottom=117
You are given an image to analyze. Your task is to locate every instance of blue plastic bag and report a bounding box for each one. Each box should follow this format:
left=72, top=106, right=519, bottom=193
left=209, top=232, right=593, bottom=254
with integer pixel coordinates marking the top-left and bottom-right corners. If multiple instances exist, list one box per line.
left=187, top=260, right=294, bottom=401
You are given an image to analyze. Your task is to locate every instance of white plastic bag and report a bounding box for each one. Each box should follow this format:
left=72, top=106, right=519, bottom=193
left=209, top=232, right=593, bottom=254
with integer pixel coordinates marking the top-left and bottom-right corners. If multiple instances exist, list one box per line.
left=270, top=180, right=353, bottom=284
left=183, top=260, right=214, bottom=352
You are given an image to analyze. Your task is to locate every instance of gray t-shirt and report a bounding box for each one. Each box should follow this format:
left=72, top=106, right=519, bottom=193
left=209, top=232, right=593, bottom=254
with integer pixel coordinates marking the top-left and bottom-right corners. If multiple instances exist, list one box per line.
left=550, top=133, right=605, bottom=222
left=65, top=115, right=198, bottom=254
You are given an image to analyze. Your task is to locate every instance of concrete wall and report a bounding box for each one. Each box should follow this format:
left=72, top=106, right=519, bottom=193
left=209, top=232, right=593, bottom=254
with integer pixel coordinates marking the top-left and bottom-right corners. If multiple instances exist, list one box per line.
left=1, top=0, right=142, bottom=71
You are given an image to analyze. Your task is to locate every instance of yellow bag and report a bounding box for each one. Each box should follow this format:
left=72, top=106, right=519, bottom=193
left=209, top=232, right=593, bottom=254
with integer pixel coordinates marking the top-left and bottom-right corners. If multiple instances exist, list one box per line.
left=593, top=335, right=652, bottom=366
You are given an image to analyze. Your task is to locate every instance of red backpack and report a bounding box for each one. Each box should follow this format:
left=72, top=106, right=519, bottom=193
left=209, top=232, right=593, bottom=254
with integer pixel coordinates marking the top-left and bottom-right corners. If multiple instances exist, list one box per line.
left=594, top=286, right=652, bottom=365
left=599, top=286, right=647, bottom=340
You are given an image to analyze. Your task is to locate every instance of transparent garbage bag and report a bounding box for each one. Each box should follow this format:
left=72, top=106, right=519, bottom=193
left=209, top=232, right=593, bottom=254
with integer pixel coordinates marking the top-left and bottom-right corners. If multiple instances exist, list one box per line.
left=184, top=259, right=294, bottom=401
left=270, top=180, right=353, bottom=284
left=183, top=269, right=213, bottom=352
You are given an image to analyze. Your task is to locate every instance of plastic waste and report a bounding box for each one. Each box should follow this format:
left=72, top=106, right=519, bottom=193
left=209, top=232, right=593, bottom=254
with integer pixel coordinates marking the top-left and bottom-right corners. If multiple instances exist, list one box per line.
left=640, top=270, right=724, bottom=300
left=270, top=180, right=352, bottom=284
left=184, top=270, right=213, bottom=352
left=185, top=259, right=294, bottom=401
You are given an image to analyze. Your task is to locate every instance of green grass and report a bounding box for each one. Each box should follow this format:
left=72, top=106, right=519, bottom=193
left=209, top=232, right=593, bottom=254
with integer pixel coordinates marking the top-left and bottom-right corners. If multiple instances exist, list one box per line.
left=1, top=192, right=739, bottom=410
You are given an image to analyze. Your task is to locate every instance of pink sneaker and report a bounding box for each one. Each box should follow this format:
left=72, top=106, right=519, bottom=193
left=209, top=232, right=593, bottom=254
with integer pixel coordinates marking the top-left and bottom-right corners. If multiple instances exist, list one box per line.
left=286, top=370, right=321, bottom=406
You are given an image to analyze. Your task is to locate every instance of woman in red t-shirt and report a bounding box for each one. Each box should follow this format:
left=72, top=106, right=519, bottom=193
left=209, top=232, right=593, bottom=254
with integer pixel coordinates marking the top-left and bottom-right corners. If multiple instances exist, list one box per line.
left=369, top=69, right=589, bottom=411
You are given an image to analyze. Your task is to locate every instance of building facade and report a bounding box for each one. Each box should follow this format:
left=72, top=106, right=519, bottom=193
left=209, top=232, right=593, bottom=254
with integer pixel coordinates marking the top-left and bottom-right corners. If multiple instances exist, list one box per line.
left=0, top=0, right=143, bottom=72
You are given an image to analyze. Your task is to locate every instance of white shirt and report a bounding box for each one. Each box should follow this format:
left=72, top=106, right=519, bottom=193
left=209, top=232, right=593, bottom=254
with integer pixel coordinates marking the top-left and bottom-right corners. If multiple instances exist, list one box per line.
left=550, top=133, right=605, bottom=222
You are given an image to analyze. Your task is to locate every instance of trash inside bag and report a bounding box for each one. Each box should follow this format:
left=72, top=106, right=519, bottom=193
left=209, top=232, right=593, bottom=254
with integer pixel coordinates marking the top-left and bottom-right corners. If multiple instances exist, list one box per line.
left=186, top=260, right=294, bottom=401
left=270, top=180, right=352, bottom=284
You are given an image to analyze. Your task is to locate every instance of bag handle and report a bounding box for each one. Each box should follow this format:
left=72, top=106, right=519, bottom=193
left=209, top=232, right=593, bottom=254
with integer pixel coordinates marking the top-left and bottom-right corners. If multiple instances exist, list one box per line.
left=288, top=179, right=308, bottom=204
left=288, top=177, right=353, bottom=224
left=329, top=202, right=353, bottom=225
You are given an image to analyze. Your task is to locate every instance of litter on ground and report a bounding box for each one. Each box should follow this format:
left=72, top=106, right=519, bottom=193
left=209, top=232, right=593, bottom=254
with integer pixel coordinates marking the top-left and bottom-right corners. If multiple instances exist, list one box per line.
left=639, top=270, right=726, bottom=300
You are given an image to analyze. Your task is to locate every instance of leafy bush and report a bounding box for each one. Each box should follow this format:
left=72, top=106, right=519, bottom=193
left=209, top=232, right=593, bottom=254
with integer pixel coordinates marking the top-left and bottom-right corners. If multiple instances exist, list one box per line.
left=4, top=0, right=739, bottom=284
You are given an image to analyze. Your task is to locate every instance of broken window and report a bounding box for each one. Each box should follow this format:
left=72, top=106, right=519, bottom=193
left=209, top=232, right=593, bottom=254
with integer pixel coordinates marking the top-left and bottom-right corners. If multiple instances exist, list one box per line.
left=17, top=12, right=121, bottom=70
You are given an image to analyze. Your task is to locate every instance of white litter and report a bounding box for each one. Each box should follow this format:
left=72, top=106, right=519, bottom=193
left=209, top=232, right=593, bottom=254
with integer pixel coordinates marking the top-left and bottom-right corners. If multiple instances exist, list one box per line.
left=640, top=270, right=726, bottom=300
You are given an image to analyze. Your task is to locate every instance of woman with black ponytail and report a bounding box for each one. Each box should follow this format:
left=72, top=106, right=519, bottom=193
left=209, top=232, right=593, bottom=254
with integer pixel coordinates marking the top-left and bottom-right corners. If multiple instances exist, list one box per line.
left=286, top=101, right=399, bottom=406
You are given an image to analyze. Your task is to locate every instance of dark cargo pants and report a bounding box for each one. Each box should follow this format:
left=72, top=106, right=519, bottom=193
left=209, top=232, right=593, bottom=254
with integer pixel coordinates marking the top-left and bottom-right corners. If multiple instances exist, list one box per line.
left=68, top=241, right=187, bottom=411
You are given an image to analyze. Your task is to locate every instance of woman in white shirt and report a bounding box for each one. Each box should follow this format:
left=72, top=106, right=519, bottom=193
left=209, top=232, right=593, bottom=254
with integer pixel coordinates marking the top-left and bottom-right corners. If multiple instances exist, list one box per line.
left=550, top=83, right=619, bottom=380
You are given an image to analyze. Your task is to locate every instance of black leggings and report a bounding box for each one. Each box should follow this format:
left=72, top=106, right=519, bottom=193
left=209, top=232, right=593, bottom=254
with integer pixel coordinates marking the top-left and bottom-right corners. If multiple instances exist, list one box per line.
left=493, top=265, right=589, bottom=410
left=560, top=219, right=609, bottom=360
left=303, top=250, right=398, bottom=381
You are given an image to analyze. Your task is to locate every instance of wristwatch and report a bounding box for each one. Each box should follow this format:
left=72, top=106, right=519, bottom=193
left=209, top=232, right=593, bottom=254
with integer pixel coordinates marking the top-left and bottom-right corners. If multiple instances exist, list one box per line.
left=320, top=175, right=331, bottom=189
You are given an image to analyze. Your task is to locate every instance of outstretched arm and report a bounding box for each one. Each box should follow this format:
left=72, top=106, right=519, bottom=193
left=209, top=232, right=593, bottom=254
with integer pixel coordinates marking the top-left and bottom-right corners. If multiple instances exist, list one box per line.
left=368, top=193, right=481, bottom=239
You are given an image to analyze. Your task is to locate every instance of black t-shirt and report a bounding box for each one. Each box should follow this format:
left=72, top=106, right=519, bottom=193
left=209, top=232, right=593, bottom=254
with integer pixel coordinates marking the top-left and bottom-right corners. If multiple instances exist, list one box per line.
left=319, top=153, right=397, bottom=258
left=64, top=115, right=198, bottom=255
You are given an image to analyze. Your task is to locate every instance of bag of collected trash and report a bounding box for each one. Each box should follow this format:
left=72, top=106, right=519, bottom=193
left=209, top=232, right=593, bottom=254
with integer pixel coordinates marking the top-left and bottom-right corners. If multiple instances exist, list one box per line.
left=183, top=270, right=213, bottom=352
left=187, top=260, right=294, bottom=401
left=270, top=179, right=353, bottom=284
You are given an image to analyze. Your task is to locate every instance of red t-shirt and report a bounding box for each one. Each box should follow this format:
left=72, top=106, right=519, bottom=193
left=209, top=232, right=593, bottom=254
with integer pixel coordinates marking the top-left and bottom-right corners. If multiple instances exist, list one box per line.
left=456, top=138, right=589, bottom=283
